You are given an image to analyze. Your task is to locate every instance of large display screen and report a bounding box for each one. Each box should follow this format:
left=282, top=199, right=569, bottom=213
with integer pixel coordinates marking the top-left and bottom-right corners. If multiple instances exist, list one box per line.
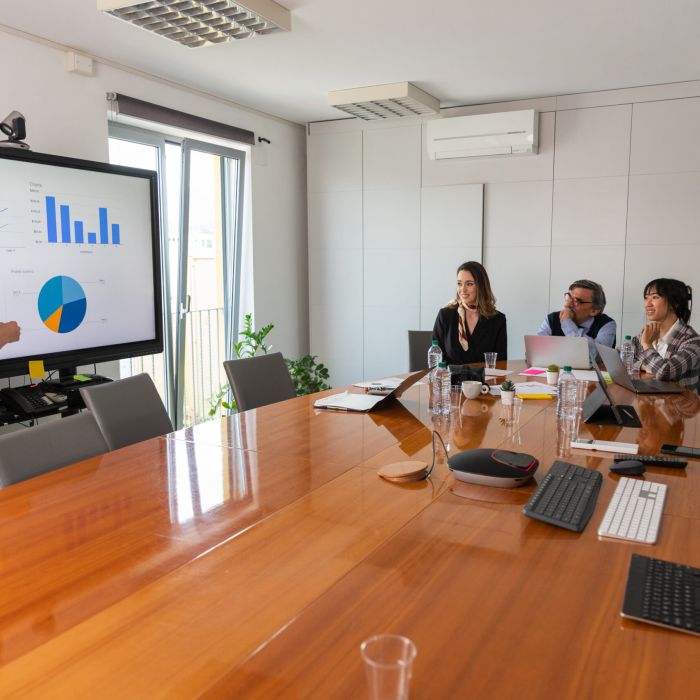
left=0, top=148, right=163, bottom=378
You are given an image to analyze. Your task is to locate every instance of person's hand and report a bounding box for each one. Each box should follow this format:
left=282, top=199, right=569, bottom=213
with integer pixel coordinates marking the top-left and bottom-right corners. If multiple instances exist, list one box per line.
left=0, top=321, right=20, bottom=349
left=559, top=306, right=574, bottom=323
left=640, top=322, right=660, bottom=350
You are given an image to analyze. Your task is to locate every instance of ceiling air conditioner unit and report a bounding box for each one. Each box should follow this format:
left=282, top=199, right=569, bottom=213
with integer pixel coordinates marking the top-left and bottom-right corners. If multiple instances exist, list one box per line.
left=426, top=109, right=538, bottom=160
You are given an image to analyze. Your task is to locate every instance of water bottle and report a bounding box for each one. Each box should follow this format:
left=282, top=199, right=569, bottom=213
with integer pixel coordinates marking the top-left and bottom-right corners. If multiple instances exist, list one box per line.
left=433, top=362, right=451, bottom=416
left=620, top=335, right=635, bottom=374
left=556, top=365, right=578, bottom=419
left=427, top=340, right=442, bottom=378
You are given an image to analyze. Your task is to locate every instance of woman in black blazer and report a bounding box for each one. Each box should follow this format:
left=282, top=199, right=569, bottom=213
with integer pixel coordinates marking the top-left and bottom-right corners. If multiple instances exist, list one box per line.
left=432, top=261, right=507, bottom=365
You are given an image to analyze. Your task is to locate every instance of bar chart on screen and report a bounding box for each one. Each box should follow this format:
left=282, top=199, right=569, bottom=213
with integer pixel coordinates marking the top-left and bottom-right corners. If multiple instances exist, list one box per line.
left=44, top=196, right=121, bottom=246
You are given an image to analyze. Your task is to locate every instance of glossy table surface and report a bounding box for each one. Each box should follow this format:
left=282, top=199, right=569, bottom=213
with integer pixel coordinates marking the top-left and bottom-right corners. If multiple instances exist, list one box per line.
left=1, top=362, right=699, bottom=698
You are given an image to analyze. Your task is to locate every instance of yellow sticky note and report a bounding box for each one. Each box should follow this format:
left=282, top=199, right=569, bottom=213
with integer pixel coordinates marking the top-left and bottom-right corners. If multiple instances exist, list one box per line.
left=28, top=360, right=46, bottom=380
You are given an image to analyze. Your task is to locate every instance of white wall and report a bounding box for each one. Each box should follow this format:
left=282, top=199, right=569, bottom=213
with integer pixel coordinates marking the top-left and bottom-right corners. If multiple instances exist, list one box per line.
left=0, top=29, right=308, bottom=389
left=308, top=80, right=700, bottom=386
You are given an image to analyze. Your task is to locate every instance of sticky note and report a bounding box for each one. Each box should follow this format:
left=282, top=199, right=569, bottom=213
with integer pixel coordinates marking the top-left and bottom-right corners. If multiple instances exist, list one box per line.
left=28, top=360, right=46, bottom=380
left=73, top=374, right=92, bottom=382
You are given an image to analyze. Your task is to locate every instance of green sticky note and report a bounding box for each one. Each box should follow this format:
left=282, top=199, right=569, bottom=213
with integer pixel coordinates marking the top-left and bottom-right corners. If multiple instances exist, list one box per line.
left=73, top=374, right=92, bottom=382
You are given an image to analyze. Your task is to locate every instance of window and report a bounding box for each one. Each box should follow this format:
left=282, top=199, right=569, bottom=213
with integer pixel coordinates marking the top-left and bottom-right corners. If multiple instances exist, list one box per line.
left=109, top=124, right=248, bottom=427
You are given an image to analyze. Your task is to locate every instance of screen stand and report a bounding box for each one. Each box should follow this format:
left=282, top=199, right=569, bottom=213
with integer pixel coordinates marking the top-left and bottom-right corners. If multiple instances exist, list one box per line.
left=583, top=386, right=641, bottom=427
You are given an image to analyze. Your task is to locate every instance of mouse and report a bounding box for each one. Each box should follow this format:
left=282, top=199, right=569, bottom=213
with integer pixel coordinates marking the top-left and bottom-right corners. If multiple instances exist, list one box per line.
left=609, top=460, right=646, bottom=476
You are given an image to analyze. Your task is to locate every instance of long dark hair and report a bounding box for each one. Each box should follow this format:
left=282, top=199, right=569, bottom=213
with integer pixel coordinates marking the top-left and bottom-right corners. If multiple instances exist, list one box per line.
left=447, top=261, right=498, bottom=318
left=644, top=278, right=693, bottom=324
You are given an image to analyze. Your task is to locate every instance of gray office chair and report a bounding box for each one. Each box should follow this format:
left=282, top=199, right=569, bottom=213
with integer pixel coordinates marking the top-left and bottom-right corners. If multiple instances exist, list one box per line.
left=0, top=412, right=108, bottom=487
left=223, top=352, right=296, bottom=412
left=408, top=330, right=434, bottom=371
left=79, top=373, right=173, bottom=451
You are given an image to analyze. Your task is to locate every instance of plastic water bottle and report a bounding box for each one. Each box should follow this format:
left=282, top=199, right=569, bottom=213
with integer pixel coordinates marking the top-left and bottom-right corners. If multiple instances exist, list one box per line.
left=556, top=365, right=578, bottom=419
left=620, top=335, right=635, bottom=374
left=427, top=340, right=442, bottom=378
left=433, top=361, right=451, bottom=416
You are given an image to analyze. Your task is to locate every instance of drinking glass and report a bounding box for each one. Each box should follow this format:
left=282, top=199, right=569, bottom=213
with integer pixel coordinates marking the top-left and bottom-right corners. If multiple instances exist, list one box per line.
left=361, top=634, right=416, bottom=700
left=484, top=352, right=498, bottom=369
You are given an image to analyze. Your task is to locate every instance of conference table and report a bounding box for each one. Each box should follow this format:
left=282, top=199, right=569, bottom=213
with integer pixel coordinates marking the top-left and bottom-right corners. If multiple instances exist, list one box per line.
left=1, top=361, right=699, bottom=698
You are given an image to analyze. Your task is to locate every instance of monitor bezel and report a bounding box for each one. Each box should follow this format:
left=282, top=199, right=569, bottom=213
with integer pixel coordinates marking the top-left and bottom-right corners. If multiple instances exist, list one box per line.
left=0, top=148, right=163, bottom=379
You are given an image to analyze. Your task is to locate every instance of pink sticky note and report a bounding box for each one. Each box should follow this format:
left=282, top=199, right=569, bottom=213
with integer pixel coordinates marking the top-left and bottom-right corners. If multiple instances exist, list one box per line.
left=521, top=368, right=546, bottom=376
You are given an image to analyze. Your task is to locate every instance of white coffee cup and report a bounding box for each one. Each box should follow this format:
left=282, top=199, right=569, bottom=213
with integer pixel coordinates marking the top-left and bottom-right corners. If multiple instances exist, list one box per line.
left=462, top=380, right=489, bottom=399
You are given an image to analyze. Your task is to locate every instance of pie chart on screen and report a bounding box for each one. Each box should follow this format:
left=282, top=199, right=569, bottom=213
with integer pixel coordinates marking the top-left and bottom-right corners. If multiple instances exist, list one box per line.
left=38, top=276, right=87, bottom=333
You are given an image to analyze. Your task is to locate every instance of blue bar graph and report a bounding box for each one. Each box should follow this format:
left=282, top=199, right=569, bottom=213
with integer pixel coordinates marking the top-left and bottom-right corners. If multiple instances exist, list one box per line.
left=44, top=196, right=122, bottom=246
left=60, top=205, right=71, bottom=243
left=99, top=207, right=108, bottom=244
left=46, top=196, right=57, bottom=243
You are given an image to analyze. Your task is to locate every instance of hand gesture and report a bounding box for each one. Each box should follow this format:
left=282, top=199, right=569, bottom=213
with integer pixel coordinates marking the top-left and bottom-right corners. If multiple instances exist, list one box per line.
left=0, top=321, right=20, bottom=349
left=640, top=322, right=660, bottom=350
left=559, top=306, right=574, bottom=323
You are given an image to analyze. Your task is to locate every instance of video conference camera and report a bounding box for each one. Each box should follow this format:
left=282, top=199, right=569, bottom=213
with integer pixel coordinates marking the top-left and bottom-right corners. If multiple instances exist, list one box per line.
left=0, top=110, right=30, bottom=149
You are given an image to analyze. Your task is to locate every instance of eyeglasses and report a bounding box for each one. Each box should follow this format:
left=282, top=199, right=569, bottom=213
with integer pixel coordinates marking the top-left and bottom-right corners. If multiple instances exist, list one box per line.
left=564, top=292, right=593, bottom=306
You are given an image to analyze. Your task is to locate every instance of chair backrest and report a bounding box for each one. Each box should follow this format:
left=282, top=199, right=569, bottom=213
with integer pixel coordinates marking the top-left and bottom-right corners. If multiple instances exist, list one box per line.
left=79, top=374, right=173, bottom=451
left=0, top=412, right=108, bottom=487
left=408, top=330, right=434, bottom=372
left=223, top=352, right=296, bottom=412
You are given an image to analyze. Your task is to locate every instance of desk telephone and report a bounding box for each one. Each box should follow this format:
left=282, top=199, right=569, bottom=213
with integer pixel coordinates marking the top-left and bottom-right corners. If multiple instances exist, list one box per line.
left=1, top=385, right=68, bottom=417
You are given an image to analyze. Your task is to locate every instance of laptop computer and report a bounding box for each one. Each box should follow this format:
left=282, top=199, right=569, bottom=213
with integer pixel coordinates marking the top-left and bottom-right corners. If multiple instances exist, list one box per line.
left=582, top=362, right=642, bottom=427
left=314, top=367, right=431, bottom=412
left=524, top=335, right=591, bottom=369
left=596, top=343, right=683, bottom=394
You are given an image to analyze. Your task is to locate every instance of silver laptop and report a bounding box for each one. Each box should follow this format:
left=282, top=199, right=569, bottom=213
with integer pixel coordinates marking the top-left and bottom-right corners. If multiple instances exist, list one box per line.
left=595, top=343, right=683, bottom=394
left=524, top=335, right=591, bottom=369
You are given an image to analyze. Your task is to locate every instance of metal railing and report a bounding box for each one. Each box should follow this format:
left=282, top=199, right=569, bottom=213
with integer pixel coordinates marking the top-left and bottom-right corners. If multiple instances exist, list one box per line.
left=121, top=307, right=227, bottom=427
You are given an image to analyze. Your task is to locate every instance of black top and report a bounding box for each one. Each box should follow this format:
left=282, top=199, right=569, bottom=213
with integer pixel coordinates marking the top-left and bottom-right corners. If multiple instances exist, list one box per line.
left=546, top=311, right=616, bottom=346
left=432, top=307, right=507, bottom=365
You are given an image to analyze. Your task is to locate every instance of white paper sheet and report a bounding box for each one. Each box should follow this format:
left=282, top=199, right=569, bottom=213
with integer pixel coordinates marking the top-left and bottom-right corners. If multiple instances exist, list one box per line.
left=314, top=392, right=384, bottom=412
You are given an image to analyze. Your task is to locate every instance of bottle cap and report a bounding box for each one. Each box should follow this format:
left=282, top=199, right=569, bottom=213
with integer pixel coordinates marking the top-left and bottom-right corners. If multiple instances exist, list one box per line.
left=624, top=335, right=631, bottom=340
left=563, top=365, right=572, bottom=372
left=438, top=361, right=447, bottom=368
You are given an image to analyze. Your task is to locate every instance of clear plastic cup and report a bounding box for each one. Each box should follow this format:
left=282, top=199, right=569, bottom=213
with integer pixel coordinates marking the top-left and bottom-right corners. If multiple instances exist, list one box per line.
left=361, top=634, right=417, bottom=700
left=484, top=352, right=498, bottom=369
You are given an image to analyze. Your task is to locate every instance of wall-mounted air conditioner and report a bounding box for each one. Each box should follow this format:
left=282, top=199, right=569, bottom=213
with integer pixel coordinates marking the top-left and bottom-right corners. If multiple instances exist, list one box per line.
left=426, top=109, right=539, bottom=160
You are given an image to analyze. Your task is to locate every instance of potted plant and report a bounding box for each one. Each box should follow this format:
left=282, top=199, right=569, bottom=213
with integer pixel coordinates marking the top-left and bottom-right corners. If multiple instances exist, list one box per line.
left=500, top=379, right=516, bottom=405
left=546, top=364, right=560, bottom=386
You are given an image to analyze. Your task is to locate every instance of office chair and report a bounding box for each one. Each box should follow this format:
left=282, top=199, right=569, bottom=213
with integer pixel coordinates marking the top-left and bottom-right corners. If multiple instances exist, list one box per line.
left=0, top=412, right=108, bottom=487
left=223, top=352, right=296, bottom=412
left=408, top=330, right=434, bottom=372
left=79, top=373, right=173, bottom=451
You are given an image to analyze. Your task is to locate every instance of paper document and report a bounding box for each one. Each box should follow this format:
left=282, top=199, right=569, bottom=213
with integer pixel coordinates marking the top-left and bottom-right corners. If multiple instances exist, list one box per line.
left=484, top=368, right=511, bottom=377
left=572, top=369, right=612, bottom=383
left=515, top=382, right=558, bottom=396
left=314, top=392, right=385, bottom=412
left=353, top=377, right=403, bottom=389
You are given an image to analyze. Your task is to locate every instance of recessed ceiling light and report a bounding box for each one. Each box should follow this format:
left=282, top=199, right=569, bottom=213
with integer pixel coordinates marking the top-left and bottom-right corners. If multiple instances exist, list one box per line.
left=98, top=0, right=291, bottom=48
left=328, top=82, right=440, bottom=120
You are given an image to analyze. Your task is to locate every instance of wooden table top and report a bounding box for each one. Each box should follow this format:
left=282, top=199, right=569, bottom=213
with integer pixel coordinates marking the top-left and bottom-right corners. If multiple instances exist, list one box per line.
left=1, top=362, right=699, bottom=698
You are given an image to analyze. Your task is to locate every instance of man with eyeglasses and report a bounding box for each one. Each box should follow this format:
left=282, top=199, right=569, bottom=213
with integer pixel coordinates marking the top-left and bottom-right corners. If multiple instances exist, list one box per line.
left=537, top=279, right=617, bottom=351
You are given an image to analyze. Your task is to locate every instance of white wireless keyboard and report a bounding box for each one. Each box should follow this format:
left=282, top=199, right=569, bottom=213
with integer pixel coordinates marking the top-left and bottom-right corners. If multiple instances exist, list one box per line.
left=598, top=477, right=667, bottom=544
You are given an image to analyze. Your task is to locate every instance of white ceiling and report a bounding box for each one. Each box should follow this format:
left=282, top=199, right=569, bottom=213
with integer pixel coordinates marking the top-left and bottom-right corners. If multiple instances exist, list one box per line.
left=1, top=0, right=700, bottom=125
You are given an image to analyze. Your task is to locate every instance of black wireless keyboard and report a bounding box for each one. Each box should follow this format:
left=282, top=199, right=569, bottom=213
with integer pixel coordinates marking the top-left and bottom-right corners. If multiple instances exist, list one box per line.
left=523, top=460, right=602, bottom=532
left=622, top=554, right=700, bottom=636
left=613, top=454, right=687, bottom=468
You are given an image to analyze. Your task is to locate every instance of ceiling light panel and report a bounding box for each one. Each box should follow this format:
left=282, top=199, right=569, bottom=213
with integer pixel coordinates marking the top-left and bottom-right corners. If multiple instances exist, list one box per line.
left=328, top=82, right=440, bottom=120
left=98, top=0, right=291, bottom=48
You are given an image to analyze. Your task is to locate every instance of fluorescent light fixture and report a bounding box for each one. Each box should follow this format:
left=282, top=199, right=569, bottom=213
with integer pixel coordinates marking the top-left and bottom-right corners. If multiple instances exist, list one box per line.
left=98, top=0, right=291, bottom=48
left=328, top=82, right=440, bottom=120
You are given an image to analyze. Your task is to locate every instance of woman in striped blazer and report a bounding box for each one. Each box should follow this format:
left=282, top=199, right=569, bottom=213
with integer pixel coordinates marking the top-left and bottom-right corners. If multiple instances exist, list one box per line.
left=631, top=278, right=700, bottom=391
